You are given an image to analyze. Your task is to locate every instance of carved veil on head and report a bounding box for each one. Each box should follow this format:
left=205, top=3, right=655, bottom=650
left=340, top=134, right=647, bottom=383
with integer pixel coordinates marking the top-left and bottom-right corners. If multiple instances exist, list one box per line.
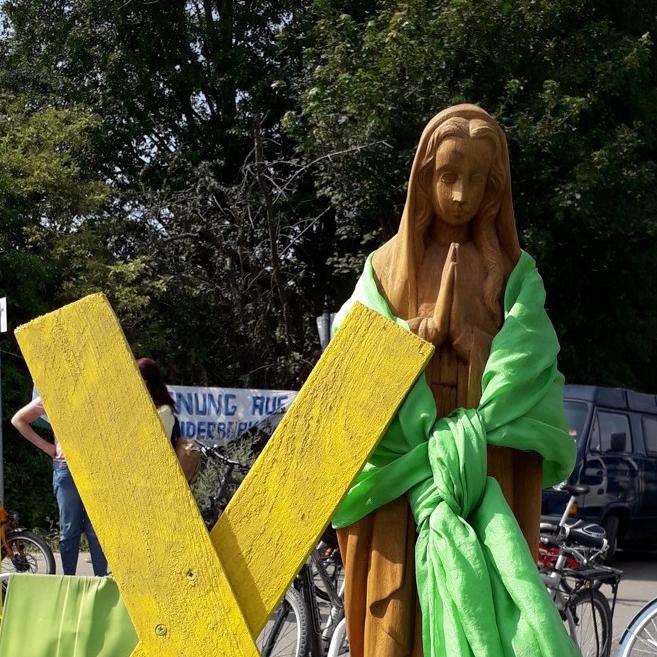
left=373, top=104, right=521, bottom=322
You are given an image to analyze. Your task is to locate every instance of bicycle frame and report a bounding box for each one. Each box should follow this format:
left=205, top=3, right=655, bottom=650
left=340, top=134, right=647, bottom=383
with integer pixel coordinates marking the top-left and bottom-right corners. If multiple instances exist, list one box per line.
left=301, top=561, right=324, bottom=657
left=197, top=442, right=250, bottom=528
left=541, top=570, right=577, bottom=636
left=540, top=487, right=608, bottom=571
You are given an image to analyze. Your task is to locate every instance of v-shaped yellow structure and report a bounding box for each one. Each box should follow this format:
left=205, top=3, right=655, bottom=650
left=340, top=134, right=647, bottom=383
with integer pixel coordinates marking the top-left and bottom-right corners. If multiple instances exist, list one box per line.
left=15, top=295, right=432, bottom=657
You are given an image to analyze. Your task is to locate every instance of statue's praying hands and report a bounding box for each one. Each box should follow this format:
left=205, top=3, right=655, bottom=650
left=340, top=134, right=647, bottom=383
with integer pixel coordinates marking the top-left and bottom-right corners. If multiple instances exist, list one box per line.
left=407, top=242, right=458, bottom=347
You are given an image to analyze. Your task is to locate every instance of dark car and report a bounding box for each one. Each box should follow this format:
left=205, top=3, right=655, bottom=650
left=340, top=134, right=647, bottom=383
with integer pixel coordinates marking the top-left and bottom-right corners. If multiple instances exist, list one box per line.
left=542, top=384, right=657, bottom=559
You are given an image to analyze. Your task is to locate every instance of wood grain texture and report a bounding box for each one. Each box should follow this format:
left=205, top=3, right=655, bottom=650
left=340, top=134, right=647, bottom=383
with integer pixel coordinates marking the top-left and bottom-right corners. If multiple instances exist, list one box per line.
left=15, top=296, right=432, bottom=655
left=211, top=301, right=434, bottom=636
left=15, top=294, right=260, bottom=657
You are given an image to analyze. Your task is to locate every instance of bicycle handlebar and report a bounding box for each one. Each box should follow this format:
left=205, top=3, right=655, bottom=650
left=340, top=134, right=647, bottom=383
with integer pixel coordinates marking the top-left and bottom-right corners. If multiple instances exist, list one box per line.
left=193, top=440, right=250, bottom=472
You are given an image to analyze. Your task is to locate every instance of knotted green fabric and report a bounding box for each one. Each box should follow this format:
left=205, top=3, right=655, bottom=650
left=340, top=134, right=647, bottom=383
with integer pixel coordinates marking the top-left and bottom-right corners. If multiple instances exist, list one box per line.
left=332, top=251, right=579, bottom=657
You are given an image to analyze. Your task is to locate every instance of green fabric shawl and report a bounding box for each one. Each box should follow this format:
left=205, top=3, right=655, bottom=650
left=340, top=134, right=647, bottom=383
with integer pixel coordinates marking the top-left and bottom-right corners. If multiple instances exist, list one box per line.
left=332, top=251, right=580, bottom=657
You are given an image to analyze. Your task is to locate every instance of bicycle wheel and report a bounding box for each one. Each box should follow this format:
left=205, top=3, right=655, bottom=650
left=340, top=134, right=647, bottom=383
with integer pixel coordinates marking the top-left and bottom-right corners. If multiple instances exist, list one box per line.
left=257, top=587, right=309, bottom=657
left=327, top=617, right=350, bottom=657
left=567, top=588, right=612, bottom=657
left=1, top=530, right=56, bottom=575
left=618, top=597, right=657, bottom=657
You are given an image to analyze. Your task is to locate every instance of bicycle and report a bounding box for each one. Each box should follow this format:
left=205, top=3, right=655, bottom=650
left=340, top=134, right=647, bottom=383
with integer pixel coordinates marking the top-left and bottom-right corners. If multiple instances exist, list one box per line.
left=255, top=537, right=347, bottom=657
left=540, top=484, right=622, bottom=657
left=196, top=442, right=307, bottom=655
left=0, top=504, right=55, bottom=578
left=299, top=534, right=346, bottom=657
left=196, top=441, right=347, bottom=657
left=539, top=483, right=615, bottom=570
left=195, top=443, right=251, bottom=530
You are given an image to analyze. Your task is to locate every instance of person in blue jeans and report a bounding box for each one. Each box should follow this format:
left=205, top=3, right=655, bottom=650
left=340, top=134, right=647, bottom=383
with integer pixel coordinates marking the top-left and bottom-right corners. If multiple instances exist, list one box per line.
left=11, top=396, right=108, bottom=576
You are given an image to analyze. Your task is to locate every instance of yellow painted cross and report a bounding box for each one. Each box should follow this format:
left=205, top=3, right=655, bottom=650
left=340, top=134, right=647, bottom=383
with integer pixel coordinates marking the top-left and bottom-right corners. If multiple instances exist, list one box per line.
left=15, top=295, right=432, bottom=656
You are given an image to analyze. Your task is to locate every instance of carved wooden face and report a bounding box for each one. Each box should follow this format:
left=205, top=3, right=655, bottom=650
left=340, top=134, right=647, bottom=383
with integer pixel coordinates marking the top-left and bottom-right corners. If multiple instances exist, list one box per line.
left=431, top=136, right=494, bottom=226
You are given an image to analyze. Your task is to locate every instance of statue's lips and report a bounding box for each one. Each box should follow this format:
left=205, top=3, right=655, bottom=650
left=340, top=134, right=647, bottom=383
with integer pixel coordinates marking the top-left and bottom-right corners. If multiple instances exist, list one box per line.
left=448, top=208, right=470, bottom=221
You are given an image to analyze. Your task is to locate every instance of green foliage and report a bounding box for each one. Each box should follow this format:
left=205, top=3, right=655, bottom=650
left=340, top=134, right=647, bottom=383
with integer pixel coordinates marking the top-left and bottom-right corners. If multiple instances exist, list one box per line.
left=1, top=0, right=657, bottom=529
left=0, top=92, right=108, bottom=526
left=300, top=0, right=657, bottom=388
left=0, top=0, right=326, bottom=389
left=3, top=430, right=58, bottom=530
left=0, top=101, right=106, bottom=221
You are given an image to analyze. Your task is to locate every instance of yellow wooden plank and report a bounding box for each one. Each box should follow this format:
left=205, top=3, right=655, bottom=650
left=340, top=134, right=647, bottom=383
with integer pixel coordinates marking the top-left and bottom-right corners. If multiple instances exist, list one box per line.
left=15, top=294, right=259, bottom=657
left=211, top=302, right=434, bottom=635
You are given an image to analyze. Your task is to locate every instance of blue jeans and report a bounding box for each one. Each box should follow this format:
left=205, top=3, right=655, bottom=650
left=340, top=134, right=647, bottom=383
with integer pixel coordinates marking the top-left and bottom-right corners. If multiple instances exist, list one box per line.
left=52, top=461, right=108, bottom=576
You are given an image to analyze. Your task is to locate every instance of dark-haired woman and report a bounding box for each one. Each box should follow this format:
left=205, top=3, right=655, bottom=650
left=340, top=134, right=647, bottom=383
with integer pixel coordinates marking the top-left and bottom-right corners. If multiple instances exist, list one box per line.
left=137, top=357, right=177, bottom=441
left=139, top=357, right=204, bottom=483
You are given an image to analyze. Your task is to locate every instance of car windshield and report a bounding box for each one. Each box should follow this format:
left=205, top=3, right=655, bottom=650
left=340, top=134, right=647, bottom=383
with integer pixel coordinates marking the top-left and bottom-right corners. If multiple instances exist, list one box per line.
left=564, top=400, right=589, bottom=444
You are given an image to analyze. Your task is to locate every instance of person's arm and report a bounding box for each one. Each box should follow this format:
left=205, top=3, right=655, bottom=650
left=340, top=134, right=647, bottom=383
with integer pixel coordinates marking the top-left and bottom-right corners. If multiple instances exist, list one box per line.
left=11, top=398, right=56, bottom=459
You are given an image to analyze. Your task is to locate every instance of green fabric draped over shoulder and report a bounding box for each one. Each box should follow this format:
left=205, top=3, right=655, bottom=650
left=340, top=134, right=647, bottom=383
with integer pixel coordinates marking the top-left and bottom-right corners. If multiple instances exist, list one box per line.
left=332, top=251, right=580, bottom=657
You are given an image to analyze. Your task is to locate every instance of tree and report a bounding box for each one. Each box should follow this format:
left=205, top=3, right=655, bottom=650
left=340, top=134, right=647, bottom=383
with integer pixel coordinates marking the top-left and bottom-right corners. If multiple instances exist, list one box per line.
left=0, top=97, right=107, bottom=526
left=0, top=1, right=332, bottom=388
left=297, top=0, right=657, bottom=388
left=2, top=0, right=657, bottom=528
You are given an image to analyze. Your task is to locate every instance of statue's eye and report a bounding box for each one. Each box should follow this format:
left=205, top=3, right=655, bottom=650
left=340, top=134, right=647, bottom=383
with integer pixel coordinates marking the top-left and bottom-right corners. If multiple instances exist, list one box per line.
left=440, top=173, right=457, bottom=185
left=471, top=173, right=486, bottom=184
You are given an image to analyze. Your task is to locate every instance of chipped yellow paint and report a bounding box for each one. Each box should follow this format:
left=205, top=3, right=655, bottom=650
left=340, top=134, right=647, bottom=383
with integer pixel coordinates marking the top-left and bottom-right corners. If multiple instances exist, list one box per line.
left=15, top=297, right=433, bottom=655
left=211, top=302, right=434, bottom=636
left=16, top=294, right=259, bottom=657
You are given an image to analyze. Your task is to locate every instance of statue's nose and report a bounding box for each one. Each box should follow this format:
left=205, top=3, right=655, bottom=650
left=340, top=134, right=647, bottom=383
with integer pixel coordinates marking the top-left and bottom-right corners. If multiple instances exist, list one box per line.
left=451, top=179, right=466, bottom=203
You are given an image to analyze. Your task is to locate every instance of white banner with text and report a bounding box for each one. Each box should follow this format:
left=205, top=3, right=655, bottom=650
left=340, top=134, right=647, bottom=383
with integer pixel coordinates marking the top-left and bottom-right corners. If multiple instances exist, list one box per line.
left=167, top=385, right=297, bottom=442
